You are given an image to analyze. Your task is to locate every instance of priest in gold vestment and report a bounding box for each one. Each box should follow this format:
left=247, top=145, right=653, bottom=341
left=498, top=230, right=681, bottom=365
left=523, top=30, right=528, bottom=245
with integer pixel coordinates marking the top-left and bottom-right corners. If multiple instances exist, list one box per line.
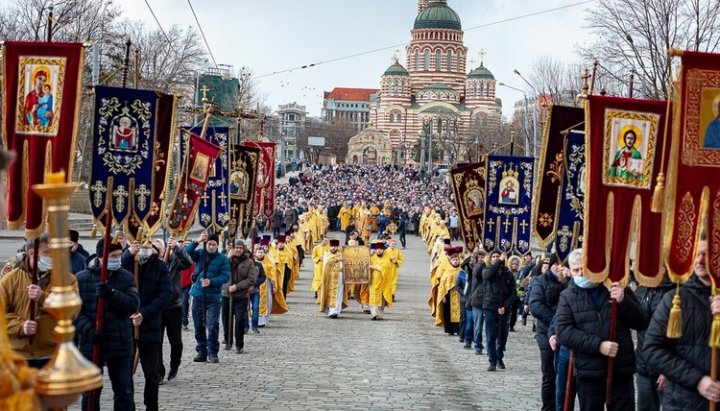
left=318, top=240, right=347, bottom=318
left=434, top=246, right=463, bottom=335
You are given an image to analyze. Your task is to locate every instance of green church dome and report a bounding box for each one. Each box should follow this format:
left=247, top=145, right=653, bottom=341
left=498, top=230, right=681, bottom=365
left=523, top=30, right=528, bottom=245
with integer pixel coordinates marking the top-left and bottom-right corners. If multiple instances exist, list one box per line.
left=468, top=64, right=495, bottom=80
left=383, top=61, right=409, bottom=76
left=414, top=0, right=462, bottom=31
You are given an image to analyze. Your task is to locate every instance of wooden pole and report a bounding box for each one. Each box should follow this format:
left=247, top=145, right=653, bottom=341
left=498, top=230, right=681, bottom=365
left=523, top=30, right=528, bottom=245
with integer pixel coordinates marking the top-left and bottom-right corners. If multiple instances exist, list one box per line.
left=87, top=177, right=114, bottom=411
left=28, top=238, right=40, bottom=346
left=605, top=299, right=618, bottom=405
left=564, top=350, right=575, bottom=411
left=46, top=6, right=53, bottom=42
left=121, top=39, right=131, bottom=89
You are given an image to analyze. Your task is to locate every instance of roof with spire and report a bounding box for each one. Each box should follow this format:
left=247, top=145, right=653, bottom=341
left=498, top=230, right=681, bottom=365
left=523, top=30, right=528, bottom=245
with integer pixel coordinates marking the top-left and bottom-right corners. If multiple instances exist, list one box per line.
left=468, top=64, right=495, bottom=80
left=383, top=60, right=409, bottom=77
left=414, top=0, right=462, bottom=31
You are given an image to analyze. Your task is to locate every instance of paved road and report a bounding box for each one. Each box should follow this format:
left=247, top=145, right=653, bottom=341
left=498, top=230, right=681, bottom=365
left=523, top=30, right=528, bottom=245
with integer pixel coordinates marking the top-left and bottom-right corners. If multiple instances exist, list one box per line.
left=14, top=232, right=543, bottom=410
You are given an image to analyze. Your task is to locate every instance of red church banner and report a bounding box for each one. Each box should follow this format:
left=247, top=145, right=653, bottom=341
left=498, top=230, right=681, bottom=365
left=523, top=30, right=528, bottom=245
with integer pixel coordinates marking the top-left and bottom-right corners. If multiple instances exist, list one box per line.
left=584, top=96, right=670, bottom=287
left=1, top=42, right=84, bottom=237
left=665, top=50, right=720, bottom=285
left=243, top=141, right=275, bottom=220
left=166, top=134, right=222, bottom=236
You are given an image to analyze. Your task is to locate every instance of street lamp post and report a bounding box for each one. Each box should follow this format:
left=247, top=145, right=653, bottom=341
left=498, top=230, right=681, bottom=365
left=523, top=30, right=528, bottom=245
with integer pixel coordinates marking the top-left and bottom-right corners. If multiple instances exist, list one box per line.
left=499, top=82, right=531, bottom=156
left=513, top=69, right=539, bottom=158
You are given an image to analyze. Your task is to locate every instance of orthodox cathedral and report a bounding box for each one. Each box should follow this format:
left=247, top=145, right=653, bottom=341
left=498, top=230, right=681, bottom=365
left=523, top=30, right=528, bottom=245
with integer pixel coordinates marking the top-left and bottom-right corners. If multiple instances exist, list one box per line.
left=362, top=0, right=502, bottom=164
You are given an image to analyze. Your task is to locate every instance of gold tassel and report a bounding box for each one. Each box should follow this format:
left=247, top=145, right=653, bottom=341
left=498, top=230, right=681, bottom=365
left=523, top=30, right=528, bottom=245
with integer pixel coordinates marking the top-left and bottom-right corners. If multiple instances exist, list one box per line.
left=651, top=172, right=665, bottom=213
left=666, top=285, right=683, bottom=338
left=710, top=314, right=720, bottom=348
left=90, top=224, right=97, bottom=239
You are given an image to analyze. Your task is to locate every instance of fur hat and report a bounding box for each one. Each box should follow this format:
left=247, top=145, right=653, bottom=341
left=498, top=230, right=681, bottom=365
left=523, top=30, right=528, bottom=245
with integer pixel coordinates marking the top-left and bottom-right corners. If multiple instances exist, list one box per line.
left=96, top=237, right=123, bottom=256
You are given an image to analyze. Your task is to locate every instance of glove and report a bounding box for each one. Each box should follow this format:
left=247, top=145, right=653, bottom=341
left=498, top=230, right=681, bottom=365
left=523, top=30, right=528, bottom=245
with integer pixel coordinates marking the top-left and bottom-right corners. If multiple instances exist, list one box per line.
left=96, top=282, right=112, bottom=298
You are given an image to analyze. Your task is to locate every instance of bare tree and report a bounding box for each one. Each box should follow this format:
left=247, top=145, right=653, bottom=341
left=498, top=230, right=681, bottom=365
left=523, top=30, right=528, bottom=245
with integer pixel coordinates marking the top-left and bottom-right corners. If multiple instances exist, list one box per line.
left=582, top=0, right=720, bottom=99
left=297, top=118, right=356, bottom=162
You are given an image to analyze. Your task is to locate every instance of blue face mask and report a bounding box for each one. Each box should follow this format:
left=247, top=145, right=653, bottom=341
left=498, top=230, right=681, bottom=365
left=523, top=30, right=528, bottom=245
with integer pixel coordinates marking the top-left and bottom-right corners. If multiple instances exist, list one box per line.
left=574, top=275, right=599, bottom=289
left=106, top=258, right=121, bottom=271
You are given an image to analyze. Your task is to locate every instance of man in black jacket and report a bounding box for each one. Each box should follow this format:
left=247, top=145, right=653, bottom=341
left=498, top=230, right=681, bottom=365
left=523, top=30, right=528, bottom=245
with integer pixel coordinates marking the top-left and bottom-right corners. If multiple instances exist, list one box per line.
left=272, top=209, right=284, bottom=237
left=528, top=254, right=564, bottom=411
left=482, top=249, right=517, bottom=371
left=246, top=250, right=267, bottom=334
left=76, top=238, right=139, bottom=411
left=154, top=237, right=192, bottom=383
left=634, top=270, right=673, bottom=411
left=122, top=240, right=172, bottom=411
left=644, top=235, right=720, bottom=409
left=222, top=240, right=258, bottom=353
left=555, top=248, right=645, bottom=411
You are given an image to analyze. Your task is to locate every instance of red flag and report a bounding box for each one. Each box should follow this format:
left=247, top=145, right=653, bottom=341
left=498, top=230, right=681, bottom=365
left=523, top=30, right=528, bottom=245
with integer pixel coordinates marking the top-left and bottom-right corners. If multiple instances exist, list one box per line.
left=243, top=141, right=276, bottom=219
left=665, top=50, right=720, bottom=285
left=584, top=96, right=670, bottom=286
left=166, top=134, right=221, bottom=235
left=1, top=42, right=84, bottom=237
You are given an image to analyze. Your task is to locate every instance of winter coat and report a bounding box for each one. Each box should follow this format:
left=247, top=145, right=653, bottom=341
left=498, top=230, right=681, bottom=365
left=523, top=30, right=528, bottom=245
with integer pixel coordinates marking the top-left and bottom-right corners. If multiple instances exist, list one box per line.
left=185, top=242, right=231, bottom=304
left=0, top=259, right=78, bottom=359
left=272, top=211, right=283, bottom=229
left=222, top=254, right=258, bottom=300
left=254, top=261, right=266, bottom=288
left=70, top=245, right=90, bottom=275
left=75, top=259, right=139, bottom=360
left=481, top=260, right=517, bottom=311
left=555, top=283, right=645, bottom=380
left=643, top=275, right=719, bottom=411
left=528, top=271, right=566, bottom=350
left=469, top=262, right=485, bottom=308
left=635, top=281, right=674, bottom=378
left=163, top=246, right=193, bottom=309
left=121, top=252, right=172, bottom=343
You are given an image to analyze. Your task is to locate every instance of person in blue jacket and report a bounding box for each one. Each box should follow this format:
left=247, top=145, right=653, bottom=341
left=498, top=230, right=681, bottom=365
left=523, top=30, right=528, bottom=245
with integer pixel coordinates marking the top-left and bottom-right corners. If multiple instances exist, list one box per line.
left=184, top=231, right=230, bottom=363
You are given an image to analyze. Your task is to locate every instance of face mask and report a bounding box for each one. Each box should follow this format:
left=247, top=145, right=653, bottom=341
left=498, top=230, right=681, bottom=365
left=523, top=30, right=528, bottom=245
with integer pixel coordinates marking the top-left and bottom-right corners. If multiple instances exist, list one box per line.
left=106, top=258, right=121, bottom=271
left=574, top=276, right=599, bottom=289
left=38, top=255, right=52, bottom=272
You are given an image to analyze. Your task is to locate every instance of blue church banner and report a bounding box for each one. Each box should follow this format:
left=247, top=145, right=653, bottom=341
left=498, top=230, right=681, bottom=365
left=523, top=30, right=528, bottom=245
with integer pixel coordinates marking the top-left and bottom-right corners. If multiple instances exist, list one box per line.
left=90, top=86, right=163, bottom=238
left=482, top=154, right=534, bottom=255
left=185, top=126, right=230, bottom=233
left=554, top=130, right=586, bottom=263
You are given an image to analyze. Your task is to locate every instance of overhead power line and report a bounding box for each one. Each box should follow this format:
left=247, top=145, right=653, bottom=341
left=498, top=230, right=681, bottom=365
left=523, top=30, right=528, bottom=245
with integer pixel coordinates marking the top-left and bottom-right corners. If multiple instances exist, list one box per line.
left=255, top=0, right=594, bottom=79
left=187, top=0, right=220, bottom=72
left=144, top=0, right=179, bottom=56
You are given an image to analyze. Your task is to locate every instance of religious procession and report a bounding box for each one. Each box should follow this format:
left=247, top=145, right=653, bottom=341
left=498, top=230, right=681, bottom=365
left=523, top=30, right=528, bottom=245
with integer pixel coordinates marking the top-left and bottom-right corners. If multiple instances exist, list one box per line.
left=1, top=0, right=720, bottom=410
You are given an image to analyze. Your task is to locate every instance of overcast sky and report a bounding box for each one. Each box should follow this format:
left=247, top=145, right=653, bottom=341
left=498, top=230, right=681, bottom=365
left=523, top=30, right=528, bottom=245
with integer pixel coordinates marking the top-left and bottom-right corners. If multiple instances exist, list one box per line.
left=130, top=0, right=593, bottom=118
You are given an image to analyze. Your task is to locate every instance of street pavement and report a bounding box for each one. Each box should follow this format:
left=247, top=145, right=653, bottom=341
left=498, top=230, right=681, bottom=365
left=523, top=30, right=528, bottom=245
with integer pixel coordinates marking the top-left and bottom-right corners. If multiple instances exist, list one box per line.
left=33, top=231, right=544, bottom=410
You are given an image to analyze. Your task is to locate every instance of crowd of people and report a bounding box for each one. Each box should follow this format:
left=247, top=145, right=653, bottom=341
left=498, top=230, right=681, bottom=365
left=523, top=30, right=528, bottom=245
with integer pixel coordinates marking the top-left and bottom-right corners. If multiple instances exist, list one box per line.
left=1, top=162, right=720, bottom=411
left=421, top=206, right=720, bottom=410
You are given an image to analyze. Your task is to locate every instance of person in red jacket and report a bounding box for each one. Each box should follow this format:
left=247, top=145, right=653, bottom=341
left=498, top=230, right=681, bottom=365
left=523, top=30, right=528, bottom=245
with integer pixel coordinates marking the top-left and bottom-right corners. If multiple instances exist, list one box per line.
left=177, top=239, right=196, bottom=330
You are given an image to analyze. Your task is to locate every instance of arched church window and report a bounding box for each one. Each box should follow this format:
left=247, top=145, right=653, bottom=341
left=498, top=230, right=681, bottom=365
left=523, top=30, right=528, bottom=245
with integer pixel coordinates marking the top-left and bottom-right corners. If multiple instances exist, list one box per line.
left=414, top=50, right=419, bottom=70
left=447, top=50, right=453, bottom=71
left=435, top=50, right=441, bottom=70
left=424, top=49, right=430, bottom=70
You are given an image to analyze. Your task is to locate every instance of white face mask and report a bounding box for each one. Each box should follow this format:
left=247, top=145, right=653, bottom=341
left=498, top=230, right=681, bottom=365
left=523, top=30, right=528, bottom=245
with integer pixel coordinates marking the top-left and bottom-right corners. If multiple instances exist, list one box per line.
left=38, top=255, right=52, bottom=272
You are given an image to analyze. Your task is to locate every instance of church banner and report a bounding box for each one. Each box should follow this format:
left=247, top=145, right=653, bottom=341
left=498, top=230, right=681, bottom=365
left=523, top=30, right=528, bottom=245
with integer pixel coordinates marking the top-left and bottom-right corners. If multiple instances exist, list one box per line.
left=665, top=50, right=720, bottom=285
left=190, top=126, right=230, bottom=234
left=228, top=144, right=260, bottom=239
left=89, top=86, right=175, bottom=240
left=243, top=141, right=276, bottom=219
left=584, top=96, right=669, bottom=287
left=554, top=130, right=586, bottom=264
left=483, top=155, right=534, bottom=255
left=2, top=42, right=84, bottom=237
left=166, top=134, right=222, bottom=236
left=450, top=160, right=487, bottom=252
left=531, top=105, right=585, bottom=248
left=132, top=93, right=176, bottom=239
